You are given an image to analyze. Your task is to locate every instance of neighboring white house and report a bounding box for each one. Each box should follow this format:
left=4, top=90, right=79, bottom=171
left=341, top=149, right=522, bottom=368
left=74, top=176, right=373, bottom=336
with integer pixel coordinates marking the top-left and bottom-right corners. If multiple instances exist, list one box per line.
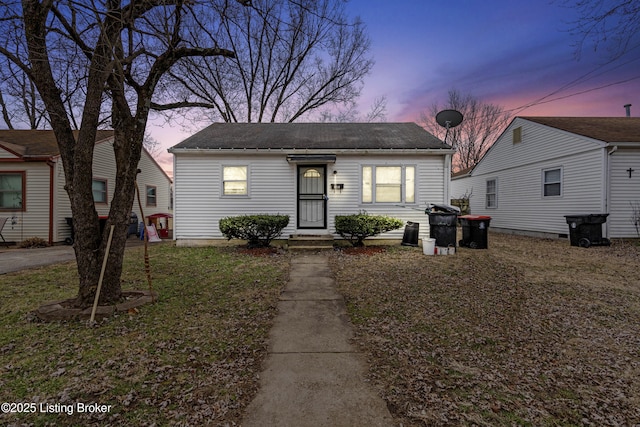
left=451, top=116, right=640, bottom=239
left=0, top=130, right=173, bottom=244
left=169, top=123, right=454, bottom=246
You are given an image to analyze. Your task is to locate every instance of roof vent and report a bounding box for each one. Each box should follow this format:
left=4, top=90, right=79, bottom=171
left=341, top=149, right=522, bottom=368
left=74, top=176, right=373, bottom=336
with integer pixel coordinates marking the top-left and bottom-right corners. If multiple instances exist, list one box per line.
left=624, top=104, right=632, bottom=117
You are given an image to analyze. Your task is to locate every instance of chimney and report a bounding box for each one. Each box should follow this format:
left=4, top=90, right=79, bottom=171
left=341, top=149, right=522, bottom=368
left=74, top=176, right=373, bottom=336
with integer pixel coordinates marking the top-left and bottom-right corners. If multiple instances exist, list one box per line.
left=624, top=104, right=632, bottom=117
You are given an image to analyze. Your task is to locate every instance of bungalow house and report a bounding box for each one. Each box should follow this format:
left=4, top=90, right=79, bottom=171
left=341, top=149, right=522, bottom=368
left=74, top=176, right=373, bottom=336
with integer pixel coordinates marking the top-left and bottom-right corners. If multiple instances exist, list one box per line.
left=168, top=123, right=454, bottom=246
left=450, top=116, right=640, bottom=239
left=0, top=130, right=173, bottom=244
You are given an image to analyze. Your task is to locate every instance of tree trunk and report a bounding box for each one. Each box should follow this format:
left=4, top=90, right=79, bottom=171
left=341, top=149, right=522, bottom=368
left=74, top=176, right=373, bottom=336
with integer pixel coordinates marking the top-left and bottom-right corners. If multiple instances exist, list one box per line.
left=73, top=118, right=143, bottom=308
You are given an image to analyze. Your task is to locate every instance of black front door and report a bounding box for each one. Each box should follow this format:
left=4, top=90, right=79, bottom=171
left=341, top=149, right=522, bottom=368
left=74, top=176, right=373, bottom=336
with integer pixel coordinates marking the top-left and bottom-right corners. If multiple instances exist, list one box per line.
left=297, top=165, right=327, bottom=229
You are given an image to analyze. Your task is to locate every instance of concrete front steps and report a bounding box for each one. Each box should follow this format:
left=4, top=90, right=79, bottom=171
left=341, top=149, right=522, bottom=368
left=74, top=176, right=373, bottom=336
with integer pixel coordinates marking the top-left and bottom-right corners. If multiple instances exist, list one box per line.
left=288, top=234, right=335, bottom=250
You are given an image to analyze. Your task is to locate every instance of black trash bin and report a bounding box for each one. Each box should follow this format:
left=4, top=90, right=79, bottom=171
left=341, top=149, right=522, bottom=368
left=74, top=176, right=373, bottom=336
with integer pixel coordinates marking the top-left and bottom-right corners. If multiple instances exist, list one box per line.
left=564, top=214, right=610, bottom=247
left=128, top=212, right=139, bottom=237
left=427, top=204, right=459, bottom=248
left=401, top=221, right=420, bottom=247
left=429, top=212, right=457, bottom=247
left=458, top=215, right=491, bottom=249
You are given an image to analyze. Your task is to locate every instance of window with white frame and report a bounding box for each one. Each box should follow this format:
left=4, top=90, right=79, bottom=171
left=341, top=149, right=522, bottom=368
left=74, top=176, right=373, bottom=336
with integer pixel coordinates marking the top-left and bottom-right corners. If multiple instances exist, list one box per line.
left=222, top=166, right=248, bottom=196
left=92, top=179, right=107, bottom=204
left=543, top=168, right=562, bottom=197
left=146, top=185, right=157, bottom=206
left=0, top=172, right=24, bottom=210
left=362, top=165, right=415, bottom=203
left=486, top=178, right=497, bottom=208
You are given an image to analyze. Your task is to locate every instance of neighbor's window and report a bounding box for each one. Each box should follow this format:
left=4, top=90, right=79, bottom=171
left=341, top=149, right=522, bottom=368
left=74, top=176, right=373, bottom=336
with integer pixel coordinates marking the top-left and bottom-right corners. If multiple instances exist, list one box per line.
left=0, top=172, right=25, bottom=210
left=223, top=166, right=248, bottom=196
left=543, top=168, right=562, bottom=197
left=362, top=165, right=415, bottom=203
left=513, top=126, right=522, bottom=144
left=486, top=178, right=497, bottom=208
left=146, top=185, right=157, bottom=207
left=92, top=179, right=107, bottom=204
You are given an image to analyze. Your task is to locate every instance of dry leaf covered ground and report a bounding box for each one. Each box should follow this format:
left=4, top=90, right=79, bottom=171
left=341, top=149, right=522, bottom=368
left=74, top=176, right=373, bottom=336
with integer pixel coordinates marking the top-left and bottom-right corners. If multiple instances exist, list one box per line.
left=330, top=233, right=640, bottom=426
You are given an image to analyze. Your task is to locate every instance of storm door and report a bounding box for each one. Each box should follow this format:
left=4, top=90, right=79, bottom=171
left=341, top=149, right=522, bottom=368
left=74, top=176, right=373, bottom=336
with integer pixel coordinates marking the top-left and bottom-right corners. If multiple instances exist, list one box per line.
left=297, top=165, right=327, bottom=229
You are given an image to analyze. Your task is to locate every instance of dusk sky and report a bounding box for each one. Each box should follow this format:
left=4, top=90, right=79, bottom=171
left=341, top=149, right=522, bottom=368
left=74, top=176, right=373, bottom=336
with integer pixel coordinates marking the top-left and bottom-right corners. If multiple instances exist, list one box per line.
left=149, top=0, right=640, bottom=174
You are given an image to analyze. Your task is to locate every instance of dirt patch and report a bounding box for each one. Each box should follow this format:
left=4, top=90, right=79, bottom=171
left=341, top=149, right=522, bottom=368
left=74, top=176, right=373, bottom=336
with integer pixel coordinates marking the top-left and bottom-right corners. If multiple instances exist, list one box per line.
left=237, top=246, right=286, bottom=256
left=32, top=290, right=157, bottom=322
left=330, top=233, right=640, bottom=426
left=338, top=245, right=387, bottom=255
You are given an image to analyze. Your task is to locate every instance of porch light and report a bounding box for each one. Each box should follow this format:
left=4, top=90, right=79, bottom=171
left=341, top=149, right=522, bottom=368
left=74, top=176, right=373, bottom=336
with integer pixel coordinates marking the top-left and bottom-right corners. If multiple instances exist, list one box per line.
left=331, top=170, right=344, bottom=193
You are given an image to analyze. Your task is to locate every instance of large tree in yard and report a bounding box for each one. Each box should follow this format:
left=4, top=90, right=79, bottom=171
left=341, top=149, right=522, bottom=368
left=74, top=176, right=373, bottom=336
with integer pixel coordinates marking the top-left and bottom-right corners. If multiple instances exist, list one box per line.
left=152, top=0, right=373, bottom=123
left=420, top=89, right=511, bottom=173
left=0, top=0, right=241, bottom=307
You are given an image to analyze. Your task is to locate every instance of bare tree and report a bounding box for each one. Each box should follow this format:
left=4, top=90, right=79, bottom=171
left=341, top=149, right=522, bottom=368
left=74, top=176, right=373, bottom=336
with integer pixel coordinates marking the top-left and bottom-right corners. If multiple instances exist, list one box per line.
left=562, top=0, right=640, bottom=59
left=317, top=96, right=387, bottom=123
left=152, top=0, right=373, bottom=123
left=420, top=89, right=511, bottom=172
left=0, top=0, right=242, bottom=307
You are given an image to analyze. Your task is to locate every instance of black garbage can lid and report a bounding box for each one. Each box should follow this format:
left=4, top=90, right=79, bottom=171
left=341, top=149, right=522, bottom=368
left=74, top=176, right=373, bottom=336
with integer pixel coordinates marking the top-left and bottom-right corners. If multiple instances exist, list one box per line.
left=428, top=203, right=461, bottom=214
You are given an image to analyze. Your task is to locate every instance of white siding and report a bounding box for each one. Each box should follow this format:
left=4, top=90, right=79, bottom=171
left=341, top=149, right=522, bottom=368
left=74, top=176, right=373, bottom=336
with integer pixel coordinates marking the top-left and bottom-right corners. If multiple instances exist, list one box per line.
left=0, top=148, right=19, bottom=159
left=0, top=163, right=51, bottom=242
left=459, top=118, right=608, bottom=236
left=609, top=148, right=640, bottom=238
left=53, top=140, right=172, bottom=243
left=173, top=152, right=449, bottom=243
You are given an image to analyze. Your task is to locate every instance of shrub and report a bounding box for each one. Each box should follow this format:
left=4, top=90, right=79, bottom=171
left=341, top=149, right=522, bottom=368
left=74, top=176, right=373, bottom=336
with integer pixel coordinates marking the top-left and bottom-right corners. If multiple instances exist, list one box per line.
left=18, top=237, right=50, bottom=249
left=219, top=214, right=289, bottom=248
left=334, top=213, right=404, bottom=247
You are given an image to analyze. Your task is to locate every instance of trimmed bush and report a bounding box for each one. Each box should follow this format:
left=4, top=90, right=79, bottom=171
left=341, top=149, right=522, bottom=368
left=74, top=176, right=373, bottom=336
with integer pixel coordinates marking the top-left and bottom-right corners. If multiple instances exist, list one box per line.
left=219, top=214, right=289, bottom=248
left=335, top=213, right=404, bottom=247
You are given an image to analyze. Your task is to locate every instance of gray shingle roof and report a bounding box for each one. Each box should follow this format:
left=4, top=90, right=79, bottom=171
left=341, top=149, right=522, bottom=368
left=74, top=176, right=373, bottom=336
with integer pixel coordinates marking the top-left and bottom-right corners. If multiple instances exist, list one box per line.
left=170, top=122, right=450, bottom=151
left=522, top=117, right=640, bottom=143
left=0, top=130, right=114, bottom=157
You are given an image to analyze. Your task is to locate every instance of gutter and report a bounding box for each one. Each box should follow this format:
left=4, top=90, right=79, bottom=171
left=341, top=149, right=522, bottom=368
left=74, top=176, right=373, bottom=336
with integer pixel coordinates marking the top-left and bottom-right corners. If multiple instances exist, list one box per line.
left=48, top=160, right=54, bottom=244
left=603, top=145, right=618, bottom=238
left=168, top=147, right=456, bottom=155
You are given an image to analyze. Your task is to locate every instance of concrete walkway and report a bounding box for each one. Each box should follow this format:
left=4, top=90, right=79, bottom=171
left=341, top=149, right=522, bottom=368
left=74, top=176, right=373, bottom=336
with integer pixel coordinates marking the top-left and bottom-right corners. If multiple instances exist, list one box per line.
left=242, top=253, right=395, bottom=427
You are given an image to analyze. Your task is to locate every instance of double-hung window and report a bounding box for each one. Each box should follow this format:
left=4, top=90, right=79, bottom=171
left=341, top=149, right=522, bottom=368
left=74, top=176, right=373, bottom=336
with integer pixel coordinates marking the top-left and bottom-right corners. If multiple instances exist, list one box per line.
left=146, top=185, right=157, bottom=207
left=543, top=168, right=562, bottom=197
left=92, top=179, right=108, bottom=204
left=362, top=165, right=415, bottom=204
left=0, top=172, right=25, bottom=210
left=486, top=178, right=497, bottom=208
left=222, top=166, right=248, bottom=196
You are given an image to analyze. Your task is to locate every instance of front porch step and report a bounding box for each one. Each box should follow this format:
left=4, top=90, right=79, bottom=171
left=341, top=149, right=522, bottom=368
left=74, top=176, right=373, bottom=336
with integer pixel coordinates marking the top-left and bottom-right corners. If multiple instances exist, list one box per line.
left=288, top=234, right=335, bottom=249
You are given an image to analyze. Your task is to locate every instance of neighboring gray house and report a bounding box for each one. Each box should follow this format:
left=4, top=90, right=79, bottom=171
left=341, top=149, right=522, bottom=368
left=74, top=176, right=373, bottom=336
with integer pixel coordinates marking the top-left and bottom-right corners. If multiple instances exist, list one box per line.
left=451, top=116, right=640, bottom=239
left=169, top=123, right=454, bottom=245
left=0, top=130, right=172, bottom=244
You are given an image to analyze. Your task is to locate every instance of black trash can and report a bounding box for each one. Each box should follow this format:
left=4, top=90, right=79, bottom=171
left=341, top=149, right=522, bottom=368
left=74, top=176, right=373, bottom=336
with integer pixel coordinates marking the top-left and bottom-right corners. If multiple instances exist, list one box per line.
left=128, top=212, right=139, bottom=237
left=64, top=217, right=74, bottom=245
left=401, top=221, right=420, bottom=247
left=428, top=212, right=458, bottom=247
left=564, top=214, right=610, bottom=247
left=458, top=215, right=491, bottom=249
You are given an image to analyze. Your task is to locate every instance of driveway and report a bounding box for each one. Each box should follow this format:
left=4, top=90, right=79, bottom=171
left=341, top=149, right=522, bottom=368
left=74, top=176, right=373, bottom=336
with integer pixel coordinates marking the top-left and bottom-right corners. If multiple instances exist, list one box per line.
left=0, top=238, right=151, bottom=274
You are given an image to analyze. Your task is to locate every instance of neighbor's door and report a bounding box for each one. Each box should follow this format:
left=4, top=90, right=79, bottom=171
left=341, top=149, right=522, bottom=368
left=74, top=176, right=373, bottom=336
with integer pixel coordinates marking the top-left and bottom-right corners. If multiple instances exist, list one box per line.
left=297, top=165, right=327, bottom=229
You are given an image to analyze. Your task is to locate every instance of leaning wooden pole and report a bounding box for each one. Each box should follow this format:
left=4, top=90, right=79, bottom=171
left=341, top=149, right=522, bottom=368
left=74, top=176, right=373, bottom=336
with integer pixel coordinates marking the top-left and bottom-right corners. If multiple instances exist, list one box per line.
left=90, top=224, right=115, bottom=324
left=135, top=170, right=154, bottom=302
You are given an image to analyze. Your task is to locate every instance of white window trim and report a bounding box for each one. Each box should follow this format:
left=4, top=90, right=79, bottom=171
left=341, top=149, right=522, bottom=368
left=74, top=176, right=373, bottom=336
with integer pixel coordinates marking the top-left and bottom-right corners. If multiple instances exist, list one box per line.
left=221, top=165, right=250, bottom=198
left=486, top=178, right=498, bottom=209
left=542, top=167, right=563, bottom=198
left=361, top=165, right=416, bottom=204
left=92, top=178, right=108, bottom=205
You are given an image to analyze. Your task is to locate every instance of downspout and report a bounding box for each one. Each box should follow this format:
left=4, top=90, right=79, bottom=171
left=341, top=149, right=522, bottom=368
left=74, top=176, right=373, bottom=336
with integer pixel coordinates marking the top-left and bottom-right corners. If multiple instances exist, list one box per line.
left=444, top=153, right=451, bottom=204
left=47, top=159, right=54, bottom=245
left=605, top=145, right=618, bottom=238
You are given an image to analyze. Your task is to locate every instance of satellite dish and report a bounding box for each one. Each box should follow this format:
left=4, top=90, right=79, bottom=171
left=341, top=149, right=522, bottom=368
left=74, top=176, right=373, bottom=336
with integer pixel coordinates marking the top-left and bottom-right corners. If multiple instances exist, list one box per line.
left=436, top=109, right=463, bottom=129
left=435, top=109, right=463, bottom=144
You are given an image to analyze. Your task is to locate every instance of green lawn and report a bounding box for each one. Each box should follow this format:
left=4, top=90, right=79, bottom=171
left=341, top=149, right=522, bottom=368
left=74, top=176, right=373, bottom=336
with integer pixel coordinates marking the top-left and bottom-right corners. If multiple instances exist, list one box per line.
left=0, top=244, right=289, bottom=426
